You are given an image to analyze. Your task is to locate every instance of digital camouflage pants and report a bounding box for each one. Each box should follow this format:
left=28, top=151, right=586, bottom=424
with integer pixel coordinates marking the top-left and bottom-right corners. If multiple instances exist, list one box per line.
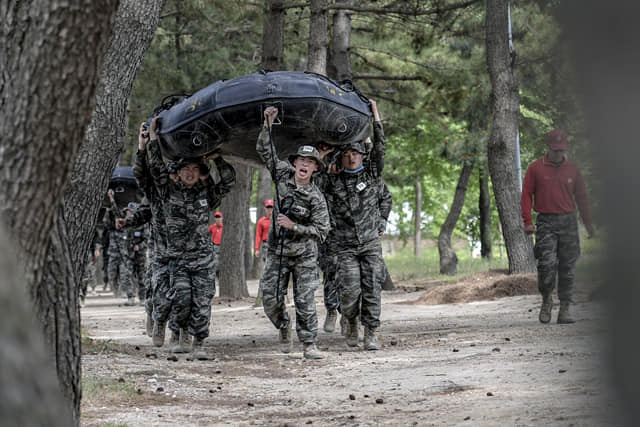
left=260, top=250, right=320, bottom=343
left=132, top=249, right=147, bottom=301
left=167, top=256, right=215, bottom=339
left=107, top=231, right=133, bottom=297
left=534, top=213, right=581, bottom=302
left=335, top=240, right=384, bottom=328
left=151, top=259, right=172, bottom=325
left=319, top=252, right=339, bottom=312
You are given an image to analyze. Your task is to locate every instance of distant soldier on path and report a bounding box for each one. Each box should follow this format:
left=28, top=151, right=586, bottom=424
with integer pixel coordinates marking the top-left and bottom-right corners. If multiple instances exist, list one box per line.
left=521, top=129, right=594, bottom=324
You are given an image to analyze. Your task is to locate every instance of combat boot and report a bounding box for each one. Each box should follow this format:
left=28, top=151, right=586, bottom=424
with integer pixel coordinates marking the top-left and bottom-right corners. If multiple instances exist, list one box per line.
left=179, top=328, right=192, bottom=349
left=557, top=301, right=576, bottom=324
left=364, top=326, right=381, bottom=351
left=145, top=312, right=153, bottom=337
left=279, top=322, right=292, bottom=354
left=303, top=342, right=323, bottom=359
left=168, top=330, right=181, bottom=352
left=152, top=321, right=166, bottom=347
left=346, top=316, right=359, bottom=347
left=538, top=293, right=553, bottom=324
left=340, top=315, right=347, bottom=336
left=124, top=296, right=136, bottom=306
left=192, top=337, right=208, bottom=360
left=323, top=309, right=337, bottom=333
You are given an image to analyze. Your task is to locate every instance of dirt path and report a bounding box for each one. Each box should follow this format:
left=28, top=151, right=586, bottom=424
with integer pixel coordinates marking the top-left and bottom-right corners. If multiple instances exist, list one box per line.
left=80, top=278, right=618, bottom=426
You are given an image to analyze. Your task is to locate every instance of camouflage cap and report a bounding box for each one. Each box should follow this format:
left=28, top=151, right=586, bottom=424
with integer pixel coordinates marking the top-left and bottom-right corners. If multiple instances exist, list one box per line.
left=288, top=145, right=325, bottom=168
left=344, top=141, right=366, bottom=154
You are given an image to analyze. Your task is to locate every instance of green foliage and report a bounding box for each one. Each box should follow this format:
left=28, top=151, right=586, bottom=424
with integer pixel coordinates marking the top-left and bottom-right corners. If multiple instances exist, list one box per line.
left=385, top=240, right=508, bottom=282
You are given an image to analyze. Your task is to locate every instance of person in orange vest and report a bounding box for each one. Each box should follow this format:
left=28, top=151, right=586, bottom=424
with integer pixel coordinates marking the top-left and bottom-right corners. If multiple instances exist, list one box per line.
left=255, top=199, right=274, bottom=264
left=208, top=212, right=223, bottom=286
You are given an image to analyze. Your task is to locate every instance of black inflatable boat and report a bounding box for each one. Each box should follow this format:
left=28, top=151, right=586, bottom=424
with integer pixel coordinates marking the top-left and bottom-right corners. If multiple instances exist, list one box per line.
left=153, top=71, right=372, bottom=164
left=106, top=166, right=139, bottom=209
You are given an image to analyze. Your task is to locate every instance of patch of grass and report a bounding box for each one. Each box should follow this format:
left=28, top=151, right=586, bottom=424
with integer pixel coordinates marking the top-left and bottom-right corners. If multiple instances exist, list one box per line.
left=385, top=243, right=508, bottom=283
left=83, top=376, right=143, bottom=404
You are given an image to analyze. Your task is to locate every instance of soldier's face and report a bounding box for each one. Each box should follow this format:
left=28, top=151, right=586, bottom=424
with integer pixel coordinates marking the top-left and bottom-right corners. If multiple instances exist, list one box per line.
left=178, top=163, right=201, bottom=187
left=547, top=149, right=566, bottom=163
left=293, top=156, right=318, bottom=183
left=342, top=149, right=363, bottom=170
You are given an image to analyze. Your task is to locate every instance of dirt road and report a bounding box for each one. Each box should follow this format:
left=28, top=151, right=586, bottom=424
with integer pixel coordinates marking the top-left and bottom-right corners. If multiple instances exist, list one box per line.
left=80, top=277, right=618, bottom=426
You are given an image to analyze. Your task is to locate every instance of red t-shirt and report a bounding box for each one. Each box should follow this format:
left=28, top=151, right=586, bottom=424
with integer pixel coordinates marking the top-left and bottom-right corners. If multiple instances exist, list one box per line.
left=255, top=216, right=271, bottom=252
left=521, top=156, right=592, bottom=228
left=208, top=223, right=223, bottom=245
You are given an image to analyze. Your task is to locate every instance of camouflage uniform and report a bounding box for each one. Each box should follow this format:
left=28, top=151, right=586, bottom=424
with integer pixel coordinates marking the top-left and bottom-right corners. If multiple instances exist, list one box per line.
left=128, top=222, right=148, bottom=301
left=318, top=122, right=392, bottom=330
left=148, top=139, right=236, bottom=339
left=102, top=207, right=117, bottom=291
left=133, top=147, right=174, bottom=326
left=256, top=128, right=330, bottom=344
left=80, top=229, right=100, bottom=302
left=125, top=202, right=156, bottom=317
left=534, top=213, right=581, bottom=302
left=318, top=244, right=339, bottom=313
left=106, top=199, right=132, bottom=297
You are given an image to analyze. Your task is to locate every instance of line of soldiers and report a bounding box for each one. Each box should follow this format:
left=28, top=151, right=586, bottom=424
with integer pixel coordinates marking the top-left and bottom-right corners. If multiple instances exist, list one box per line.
left=84, top=99, right=391, bottom=361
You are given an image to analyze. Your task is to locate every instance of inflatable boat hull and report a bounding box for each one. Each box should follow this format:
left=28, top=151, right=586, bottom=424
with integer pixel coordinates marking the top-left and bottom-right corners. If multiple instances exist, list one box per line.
left=154, top=71, right=372, bottom=164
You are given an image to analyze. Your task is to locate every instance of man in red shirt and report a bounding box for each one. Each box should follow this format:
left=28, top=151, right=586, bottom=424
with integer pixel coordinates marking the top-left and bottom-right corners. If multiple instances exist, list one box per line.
left=208, top=212, right=223, bottom=284
left=255, top=199, right=274, bottom=263
left=521, top=129, right=594, bottom=324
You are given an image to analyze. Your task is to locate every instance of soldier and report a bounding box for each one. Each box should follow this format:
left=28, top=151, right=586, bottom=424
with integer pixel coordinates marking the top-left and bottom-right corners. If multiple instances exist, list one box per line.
left=317, top=99, right=392, bottom=351
left=257, top=106, right=330, bottom=360
left=208, top=211, right=223, bottom=288
left=148, top=117, right=236, bottom=360
left=106, top=190, right=128, bottom=299
left=80, top=229, right=100, bottom=305
left=125, top=203, right=148, bottom=305
left=522, top=129, right=594, bottom=324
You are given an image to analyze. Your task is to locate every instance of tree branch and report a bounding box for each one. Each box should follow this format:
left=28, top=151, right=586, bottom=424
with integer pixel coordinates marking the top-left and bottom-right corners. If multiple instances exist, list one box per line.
left=329, top=0, right=482, bottom=15
left=353, top=73, right=431, bottom=84
left=353, top=45, right=455, bottom=72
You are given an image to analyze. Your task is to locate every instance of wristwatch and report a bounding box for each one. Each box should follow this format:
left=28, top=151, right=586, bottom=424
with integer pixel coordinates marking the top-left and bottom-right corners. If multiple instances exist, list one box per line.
left=293, top=224, right=299, bottom=233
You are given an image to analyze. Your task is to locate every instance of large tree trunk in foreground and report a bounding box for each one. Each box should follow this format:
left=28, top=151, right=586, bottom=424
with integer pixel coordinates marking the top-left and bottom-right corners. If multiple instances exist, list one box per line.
left=219, top=163, right=251, bottom=298
left=0, top=1, right=119, bottom=424
left=328, top=0, right=353, bottom=81
left=36, top=1, right=164, bottom=422
left=479, top=167, right=492, bottom=258
left=485, top=0, right=535, bottom=274
left=0, top=225, right=70, bottom=426
left=308, top=0, right=328, bottom=75
left=438, top=163, right=474, bottom=275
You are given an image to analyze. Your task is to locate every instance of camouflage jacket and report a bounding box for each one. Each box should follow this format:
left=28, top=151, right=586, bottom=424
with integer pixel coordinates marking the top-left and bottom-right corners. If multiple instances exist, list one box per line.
left=148, top=139, right=236, bottom=260
left=133, top=147, right=170, bottom=262
left=317, top=123, right=392, bottom=251
left=256, top=127, right=330, bottom=257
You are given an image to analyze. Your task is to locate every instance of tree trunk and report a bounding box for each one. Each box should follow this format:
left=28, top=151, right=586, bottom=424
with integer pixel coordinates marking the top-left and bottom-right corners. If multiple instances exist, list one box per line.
left=36, top=1, right=165, bottom=422
left=479, top=166, right=492, bottom=259
left=262, top=0, right=285, bottom=71
left=328, top=0, right=353, bottom=81
left=485, top=0, right=535, bottom=274
left=0, top=225, right=71, bottom=426
left=308, top=0, right=329, bottom=75
left=438, top=163, right=474, bottom=275
left=0, top=1, right=120, bottom=424
left=414, top=178, right=422, bottom=258
left=219, top=162, right=251, bottom=298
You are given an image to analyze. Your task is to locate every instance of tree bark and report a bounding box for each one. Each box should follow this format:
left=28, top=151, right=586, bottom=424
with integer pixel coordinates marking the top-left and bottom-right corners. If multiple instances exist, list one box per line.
left=308, top=0, right=329, bottom=75
left=328, top=0, right=353, bottom=81
left=438, top=163, right=474, bottom=275
left=36, top=1, right=165, bottom=423
left=0, top=1, right=120, bottom=424
left=479, top=167, right=493, bottom=259
left=262, top=0, right=285, bottom=71
left=219, top=162, right=251, bottom=298
left=414, top=178, right=422, bottom=258
left=485, top=0, right=535, bottom=274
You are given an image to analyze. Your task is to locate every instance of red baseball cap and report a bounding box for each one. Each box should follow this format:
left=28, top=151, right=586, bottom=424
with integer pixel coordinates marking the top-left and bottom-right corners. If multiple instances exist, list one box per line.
left=546, top=129, right=568, bottom=150
left=214, top=211, right=223, bottom=218
left=264, top=199, right=274, bottom=208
